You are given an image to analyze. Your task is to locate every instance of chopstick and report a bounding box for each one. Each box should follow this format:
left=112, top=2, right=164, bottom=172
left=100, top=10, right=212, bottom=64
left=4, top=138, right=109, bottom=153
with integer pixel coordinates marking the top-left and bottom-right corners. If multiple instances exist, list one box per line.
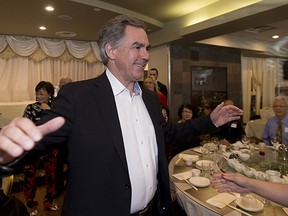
left=175, top=157, right=182, bottom=164
left=182, top=178, right=198, bottom=191
left=219, top=201, right=253, bottom=216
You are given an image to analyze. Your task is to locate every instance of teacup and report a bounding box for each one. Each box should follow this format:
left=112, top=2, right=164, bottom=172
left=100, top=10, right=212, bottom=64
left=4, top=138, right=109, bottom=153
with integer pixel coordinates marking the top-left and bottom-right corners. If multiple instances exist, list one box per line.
left=191, top=168, right=201, bottom=177
left=182, top=156, right=193, bottom=166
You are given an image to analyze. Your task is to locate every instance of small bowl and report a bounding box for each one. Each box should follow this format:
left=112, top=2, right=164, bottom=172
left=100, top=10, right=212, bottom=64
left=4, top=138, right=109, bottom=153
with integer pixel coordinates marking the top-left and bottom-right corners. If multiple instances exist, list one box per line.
left=190, top=155, right=200, bottom=162
left=238, top=153, right=250, bottom=162
left=233, top=163, right=245, bottom=173
left=268, top=175, right=284, bottom=183
left=244, top=167, right=255, bottom=178
left=182, top=156, right=193, bottom=166
left=240, top=194, right=259, bottom=208
left=265, top=170, right=281, bottom=177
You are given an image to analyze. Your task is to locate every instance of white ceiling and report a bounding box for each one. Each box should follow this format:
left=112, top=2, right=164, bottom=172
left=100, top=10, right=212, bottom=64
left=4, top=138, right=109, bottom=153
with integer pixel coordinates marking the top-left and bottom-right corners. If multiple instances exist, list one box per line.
left=1, top=0, right=288, bottom=57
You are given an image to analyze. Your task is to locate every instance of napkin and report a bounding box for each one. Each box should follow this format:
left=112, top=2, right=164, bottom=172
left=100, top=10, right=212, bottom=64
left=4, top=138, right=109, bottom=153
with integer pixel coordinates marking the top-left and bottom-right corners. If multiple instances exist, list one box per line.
left=206, top=193, right=238, bottom=208
left=283, top=207, right=288, bottom=215
left=173, top=171, right=192, bottom=180
left=283, top=175, right=288, bottom=184
left=179, top=153, right=194, bottom=158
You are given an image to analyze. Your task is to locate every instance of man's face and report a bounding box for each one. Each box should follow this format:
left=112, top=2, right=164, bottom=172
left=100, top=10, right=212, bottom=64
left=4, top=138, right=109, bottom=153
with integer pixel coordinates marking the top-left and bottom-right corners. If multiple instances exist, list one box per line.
left=273, top=99, right=288, bottom=118
left=112, top=25, right=150, bottom=83
left=148, top=69, right=158, bottom=80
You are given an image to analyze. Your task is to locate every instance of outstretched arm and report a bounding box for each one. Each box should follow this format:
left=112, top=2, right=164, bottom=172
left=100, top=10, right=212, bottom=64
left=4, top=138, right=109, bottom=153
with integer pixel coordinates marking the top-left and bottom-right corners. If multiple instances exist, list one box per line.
left=210, top=102, right=243, bottom=127
left=0, top=117, right=65, bottom=165
left=212, top=173, right=288, bottom=206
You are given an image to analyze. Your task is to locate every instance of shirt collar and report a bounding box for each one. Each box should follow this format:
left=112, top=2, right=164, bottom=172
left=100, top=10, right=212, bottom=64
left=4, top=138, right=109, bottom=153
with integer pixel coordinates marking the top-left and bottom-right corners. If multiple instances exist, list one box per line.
left=106, top=69, right=142, bottom=96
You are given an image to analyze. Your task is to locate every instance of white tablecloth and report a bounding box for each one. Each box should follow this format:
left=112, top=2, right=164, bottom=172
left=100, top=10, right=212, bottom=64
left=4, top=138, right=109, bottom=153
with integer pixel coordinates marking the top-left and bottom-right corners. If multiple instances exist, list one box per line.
left=245, top=118, right=267, bottom=140
left=0, top=101, right=34, bottom=128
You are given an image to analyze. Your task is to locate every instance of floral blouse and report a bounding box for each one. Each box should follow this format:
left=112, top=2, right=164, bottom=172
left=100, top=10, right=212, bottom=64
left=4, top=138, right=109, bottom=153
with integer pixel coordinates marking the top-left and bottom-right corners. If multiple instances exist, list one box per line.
left=22, top=101, right=52, bottom=123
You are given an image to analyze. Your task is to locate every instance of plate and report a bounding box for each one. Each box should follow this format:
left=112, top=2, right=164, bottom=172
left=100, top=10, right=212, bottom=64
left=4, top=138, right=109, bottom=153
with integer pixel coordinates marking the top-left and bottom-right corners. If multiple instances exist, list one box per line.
left=196, top=160, right=214, bottom=170
left=236, top=197, right=264, bottom=212
left=189, top=177, right=210, bottom=187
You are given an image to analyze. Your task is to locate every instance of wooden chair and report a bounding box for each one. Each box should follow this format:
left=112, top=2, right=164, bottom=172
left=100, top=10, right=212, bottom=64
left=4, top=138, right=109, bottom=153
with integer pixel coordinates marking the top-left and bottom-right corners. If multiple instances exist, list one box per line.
left=1, top=175, right=14, bottom=195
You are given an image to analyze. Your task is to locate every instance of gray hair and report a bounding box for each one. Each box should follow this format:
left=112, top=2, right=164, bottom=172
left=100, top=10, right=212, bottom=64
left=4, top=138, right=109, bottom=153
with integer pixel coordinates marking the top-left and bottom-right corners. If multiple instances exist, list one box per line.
left=96, top=15, right=146, bottom=66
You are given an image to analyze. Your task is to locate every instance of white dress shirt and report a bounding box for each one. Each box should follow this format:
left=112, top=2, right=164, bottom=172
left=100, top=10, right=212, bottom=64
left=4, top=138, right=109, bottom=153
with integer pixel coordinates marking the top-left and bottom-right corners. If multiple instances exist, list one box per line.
left=106, top=70, right=158, bottom=213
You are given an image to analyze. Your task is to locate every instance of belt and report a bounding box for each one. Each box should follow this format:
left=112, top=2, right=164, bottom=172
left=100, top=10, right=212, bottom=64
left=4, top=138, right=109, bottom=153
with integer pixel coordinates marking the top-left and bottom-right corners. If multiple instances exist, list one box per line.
left=130, top=200, right=153, bottom=216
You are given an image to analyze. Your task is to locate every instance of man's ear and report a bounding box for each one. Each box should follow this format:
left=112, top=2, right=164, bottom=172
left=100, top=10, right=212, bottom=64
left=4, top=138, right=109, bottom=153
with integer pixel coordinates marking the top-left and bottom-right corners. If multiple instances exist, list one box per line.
left=105, top=43, right=116, bottom=61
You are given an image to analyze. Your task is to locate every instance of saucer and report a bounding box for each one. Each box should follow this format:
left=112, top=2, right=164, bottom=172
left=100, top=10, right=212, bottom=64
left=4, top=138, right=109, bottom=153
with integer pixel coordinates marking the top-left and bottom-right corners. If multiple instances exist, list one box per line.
left=189, top=177, right=210, bottom=187
left=236, top=197, right=264, bottom=212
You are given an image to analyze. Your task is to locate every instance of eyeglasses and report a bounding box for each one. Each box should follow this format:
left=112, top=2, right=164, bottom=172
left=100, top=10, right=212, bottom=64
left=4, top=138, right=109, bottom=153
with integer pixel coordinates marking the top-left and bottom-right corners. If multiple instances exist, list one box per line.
left=273, top=106, right=287, bottom=109
left=182, top=110, right=192, bottom=114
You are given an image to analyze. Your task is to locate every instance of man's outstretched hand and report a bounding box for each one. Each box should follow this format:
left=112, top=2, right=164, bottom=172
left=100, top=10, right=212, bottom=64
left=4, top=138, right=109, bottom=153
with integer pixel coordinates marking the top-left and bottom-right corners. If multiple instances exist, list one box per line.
left=0, top=117, right=65, bottom=164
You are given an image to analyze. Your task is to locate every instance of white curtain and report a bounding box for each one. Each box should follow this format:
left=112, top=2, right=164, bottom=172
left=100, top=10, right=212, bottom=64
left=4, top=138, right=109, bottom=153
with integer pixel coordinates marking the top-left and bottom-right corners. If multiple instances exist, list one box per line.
left=0, top=35, right=105, bottom=102
left=242, top=57, right=280, bottom=123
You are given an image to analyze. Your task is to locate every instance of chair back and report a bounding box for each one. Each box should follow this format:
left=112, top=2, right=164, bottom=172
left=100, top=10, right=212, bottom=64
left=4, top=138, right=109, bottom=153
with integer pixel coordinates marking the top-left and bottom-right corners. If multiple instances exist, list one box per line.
left=1, top=175, right=14, bottom=195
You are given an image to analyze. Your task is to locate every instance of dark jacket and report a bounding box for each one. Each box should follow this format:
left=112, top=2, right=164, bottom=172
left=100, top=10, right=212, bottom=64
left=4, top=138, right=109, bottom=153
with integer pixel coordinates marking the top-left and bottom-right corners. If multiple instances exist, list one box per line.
left=33, top=72, right=216, bottom=216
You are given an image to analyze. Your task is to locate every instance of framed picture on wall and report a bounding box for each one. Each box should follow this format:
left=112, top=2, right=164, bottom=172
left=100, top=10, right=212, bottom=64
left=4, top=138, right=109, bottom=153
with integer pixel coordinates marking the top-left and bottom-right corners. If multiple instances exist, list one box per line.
left=191, top=66, right=227, bottom=115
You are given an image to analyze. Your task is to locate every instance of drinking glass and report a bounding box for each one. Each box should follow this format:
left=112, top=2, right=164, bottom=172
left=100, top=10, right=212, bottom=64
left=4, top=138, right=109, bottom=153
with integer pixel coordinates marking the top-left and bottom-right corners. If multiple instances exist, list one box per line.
left=271, top=137, right=279, bottom=147
left=241, top=135, right=250, bottom=147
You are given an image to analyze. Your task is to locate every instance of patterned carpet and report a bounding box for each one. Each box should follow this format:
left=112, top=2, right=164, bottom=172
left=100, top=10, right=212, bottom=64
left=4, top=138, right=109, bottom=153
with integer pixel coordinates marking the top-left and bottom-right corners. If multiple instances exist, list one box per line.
left=12, top=186, right=64, bottom=216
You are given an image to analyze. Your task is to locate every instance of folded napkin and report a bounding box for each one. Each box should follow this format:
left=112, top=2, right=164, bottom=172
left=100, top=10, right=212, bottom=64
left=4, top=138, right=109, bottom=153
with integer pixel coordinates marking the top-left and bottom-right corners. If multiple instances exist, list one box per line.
left=179, top=153, right=191, bottom=158
left=283, top=208, right=288, bottom=215
left=173, top=171, right=192, bottom=180
left=206, top=193, right=238, bottom=208
left=283, top=175, right=288, bottom=184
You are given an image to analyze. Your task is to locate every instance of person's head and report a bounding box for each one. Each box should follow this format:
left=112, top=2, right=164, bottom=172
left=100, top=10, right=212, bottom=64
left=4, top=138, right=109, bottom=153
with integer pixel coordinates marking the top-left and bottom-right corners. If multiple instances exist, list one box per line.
left=35, top=81, right=54, bottom=104
left=143, top=75, right=157, bottom=92
left=178, top=103, right=193, bottom=122
left=161, top=105, right=169, bottom=122
left=59, top=77, right=72, bottom=88
left=148, top=68, right=159, bottom=80
left=224, top=99, right=234, bottom=106
left=273, top=96, right=288, bottom=119
left=97, top=15, right=149, bottom=84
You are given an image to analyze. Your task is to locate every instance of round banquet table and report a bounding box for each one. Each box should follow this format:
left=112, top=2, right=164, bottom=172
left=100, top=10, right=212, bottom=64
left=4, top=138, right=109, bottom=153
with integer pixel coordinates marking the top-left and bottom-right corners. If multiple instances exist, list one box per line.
left=168, top=147, right=287, bottom=216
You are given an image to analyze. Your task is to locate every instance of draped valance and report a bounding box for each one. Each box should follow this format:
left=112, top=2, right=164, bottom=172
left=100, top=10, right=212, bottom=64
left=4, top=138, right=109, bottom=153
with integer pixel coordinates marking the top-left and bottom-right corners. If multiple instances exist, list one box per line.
left=0, top=35, right=102, bottom=63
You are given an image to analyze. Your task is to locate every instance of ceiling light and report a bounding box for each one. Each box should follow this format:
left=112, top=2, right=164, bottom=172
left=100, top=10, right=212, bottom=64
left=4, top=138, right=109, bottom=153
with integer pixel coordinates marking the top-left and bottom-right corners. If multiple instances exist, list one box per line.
left=45, top=6, right=54, bottom=11
left=94, top=8, right=101, bottom=12
left=272, top=35, right=279, bottom=39
left=58, top=15, right=72, bottom=21
left=39, top=26, right=46, bottom=30
left=55, top=31, right=77, bottom=38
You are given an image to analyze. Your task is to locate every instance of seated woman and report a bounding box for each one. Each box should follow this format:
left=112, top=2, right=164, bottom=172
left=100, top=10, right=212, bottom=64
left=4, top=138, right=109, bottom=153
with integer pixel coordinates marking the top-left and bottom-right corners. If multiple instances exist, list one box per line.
left=171, top=103, right=202, bottom=158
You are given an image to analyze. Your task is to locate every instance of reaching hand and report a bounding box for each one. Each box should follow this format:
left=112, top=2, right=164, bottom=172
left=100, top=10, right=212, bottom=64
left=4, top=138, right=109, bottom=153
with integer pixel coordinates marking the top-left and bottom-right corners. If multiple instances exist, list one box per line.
left=0, top=117, right=65, bottom=164
left=210, top=102, right=243, bottom=127
left=211, top=173, right=251, bottom=194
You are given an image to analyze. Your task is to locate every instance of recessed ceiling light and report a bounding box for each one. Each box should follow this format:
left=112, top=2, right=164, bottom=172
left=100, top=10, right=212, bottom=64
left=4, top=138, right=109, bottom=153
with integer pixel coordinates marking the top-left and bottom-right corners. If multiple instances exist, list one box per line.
left=94, top=8, right=101, bottom=12
left=58, top=15, right=72, bottom=21
left=39, top=26, right=46, bottom=30
left=55, top=31, right=77, bottom=38
left=272, top=35, right=279, bottom=39
left=45, top=6, right=54, bottom=11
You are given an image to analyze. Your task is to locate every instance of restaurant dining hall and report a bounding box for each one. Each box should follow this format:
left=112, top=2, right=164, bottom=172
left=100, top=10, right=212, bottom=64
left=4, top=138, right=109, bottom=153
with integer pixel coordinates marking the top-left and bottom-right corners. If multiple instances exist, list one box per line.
left=1, top=1, right=288, bottom=216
